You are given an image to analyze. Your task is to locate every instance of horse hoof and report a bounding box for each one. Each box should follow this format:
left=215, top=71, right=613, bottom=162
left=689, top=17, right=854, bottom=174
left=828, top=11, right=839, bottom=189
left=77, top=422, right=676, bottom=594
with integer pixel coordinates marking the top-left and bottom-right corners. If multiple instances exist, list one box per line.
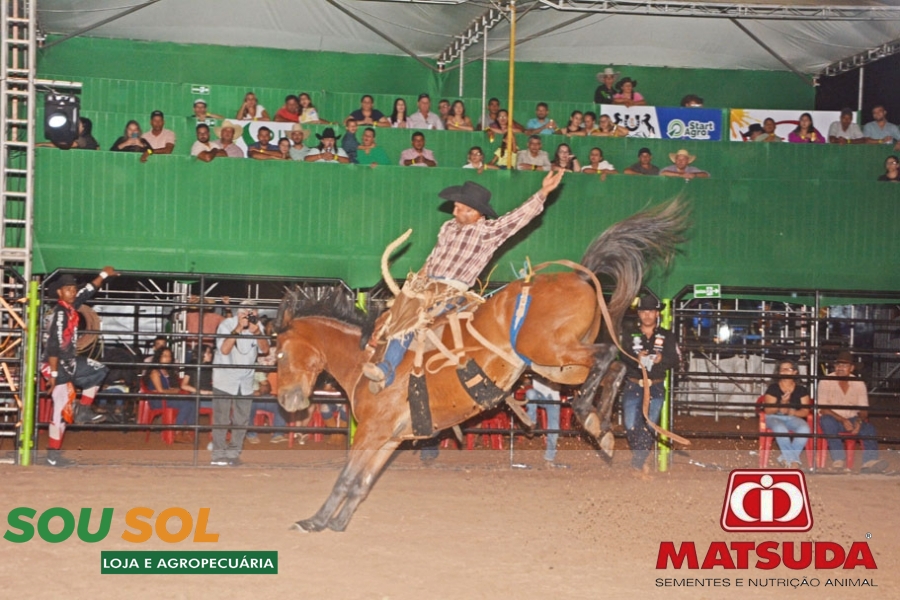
left=599, top=431, right=615, bottom=458
left=582, top=412, right=601, bottom=438
left=289, top=520, right=317, bottom=533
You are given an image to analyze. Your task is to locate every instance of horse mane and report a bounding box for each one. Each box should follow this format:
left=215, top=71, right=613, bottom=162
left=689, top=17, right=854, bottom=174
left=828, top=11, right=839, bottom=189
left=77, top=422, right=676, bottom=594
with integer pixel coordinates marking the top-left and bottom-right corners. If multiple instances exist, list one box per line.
left=580, top=197, right=690, bottom=329
left=275, top=284, right=374, bottom=337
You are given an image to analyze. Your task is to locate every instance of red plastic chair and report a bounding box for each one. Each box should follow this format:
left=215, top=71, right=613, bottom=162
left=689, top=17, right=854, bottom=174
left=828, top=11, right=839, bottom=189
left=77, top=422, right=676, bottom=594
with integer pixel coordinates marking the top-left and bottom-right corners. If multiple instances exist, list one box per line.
left=756, top=396, right=815, bottom=468
left=815, top=421, right=862, bottom=469
left=136, top=379, right=171, bottom=442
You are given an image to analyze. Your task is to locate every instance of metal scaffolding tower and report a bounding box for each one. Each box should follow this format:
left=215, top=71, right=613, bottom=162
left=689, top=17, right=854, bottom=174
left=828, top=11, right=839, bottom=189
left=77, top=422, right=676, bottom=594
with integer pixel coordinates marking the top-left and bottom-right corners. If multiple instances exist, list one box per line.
left=0, top=0, right=36, bottom=459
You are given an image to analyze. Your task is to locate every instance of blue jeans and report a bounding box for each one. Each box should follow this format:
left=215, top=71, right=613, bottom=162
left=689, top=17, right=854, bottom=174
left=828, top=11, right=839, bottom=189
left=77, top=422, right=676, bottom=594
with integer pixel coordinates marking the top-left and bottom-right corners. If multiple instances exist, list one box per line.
left=622, top=380, right=664, bottom=470
left=376, top=333, right=414, bottom=386
left=247, top=400, right=288, bottom=438
left=819, top=415, right=879, bottom=464
left=764, top=413, right=809, bottom=465
left=525, top=388, right=559, bottom=462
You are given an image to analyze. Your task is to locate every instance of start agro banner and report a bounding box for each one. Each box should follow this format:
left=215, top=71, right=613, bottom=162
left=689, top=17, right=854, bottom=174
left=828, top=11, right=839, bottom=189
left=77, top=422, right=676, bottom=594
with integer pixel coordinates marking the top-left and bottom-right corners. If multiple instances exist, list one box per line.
left=598, top=105, right=723, bottom=141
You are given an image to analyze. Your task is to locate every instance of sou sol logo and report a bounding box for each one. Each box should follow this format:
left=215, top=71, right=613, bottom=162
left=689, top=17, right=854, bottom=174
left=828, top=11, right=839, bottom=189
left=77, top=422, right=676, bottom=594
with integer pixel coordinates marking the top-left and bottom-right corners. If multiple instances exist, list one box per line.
left=721, top=470, right=812, bottom=532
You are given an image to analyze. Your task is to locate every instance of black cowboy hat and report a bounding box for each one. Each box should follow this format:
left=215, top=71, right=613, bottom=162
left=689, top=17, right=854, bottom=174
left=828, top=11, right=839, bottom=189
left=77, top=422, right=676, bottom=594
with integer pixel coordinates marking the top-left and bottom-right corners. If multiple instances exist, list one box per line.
left=438, top=181, right=498, bottom=219
left=52, top=273, right=78, bottom=293
left=636, top=294, right=660, bottom=311
left=315, top=127, right=341, bottom=140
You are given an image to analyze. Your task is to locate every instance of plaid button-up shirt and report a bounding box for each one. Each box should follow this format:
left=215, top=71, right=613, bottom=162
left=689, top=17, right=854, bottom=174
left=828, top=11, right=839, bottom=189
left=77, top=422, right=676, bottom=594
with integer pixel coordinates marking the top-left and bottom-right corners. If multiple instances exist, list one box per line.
left=423, top=192, right=546, bottom=287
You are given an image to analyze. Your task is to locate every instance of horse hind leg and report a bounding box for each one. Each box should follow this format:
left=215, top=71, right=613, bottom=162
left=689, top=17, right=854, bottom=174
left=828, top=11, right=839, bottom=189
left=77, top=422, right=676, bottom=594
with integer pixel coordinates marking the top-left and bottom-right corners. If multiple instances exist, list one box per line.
left=572, top=344, right=618, bottom=440
left=327, top=440, right=401, bottom=532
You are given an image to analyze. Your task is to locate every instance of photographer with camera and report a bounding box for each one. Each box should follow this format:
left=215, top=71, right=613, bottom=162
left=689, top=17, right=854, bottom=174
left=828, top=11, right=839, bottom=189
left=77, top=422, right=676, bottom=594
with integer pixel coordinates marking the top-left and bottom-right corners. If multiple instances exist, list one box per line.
left=210, top=300, right=269, bottom=466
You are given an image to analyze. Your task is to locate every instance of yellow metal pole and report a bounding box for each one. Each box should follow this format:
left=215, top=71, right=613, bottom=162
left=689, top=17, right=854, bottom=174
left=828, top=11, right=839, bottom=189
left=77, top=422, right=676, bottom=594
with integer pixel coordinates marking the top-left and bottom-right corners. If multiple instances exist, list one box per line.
left=658, top=298, right=673, bottom=472
left=505, top=0, right=516, bottom=169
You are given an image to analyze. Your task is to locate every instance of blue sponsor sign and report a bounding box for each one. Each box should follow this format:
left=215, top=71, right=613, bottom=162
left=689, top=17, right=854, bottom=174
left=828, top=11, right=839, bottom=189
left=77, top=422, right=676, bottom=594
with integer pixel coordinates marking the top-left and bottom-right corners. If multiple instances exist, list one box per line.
left=657, top=107, right=722, bottom=141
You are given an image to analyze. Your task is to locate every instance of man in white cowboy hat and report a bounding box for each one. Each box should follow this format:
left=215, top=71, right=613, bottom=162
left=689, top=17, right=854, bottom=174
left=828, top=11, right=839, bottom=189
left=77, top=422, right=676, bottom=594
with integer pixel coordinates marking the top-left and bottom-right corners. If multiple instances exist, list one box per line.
left=214, top=120, right=245, bottom=158
left=594, top=67, right=619, bottom=104
left=288, top=123, right=311, bottom=161
left=362, top=170, right=565, bottom=393
left=305, top=127, right=350, bottom=163
left=660, top=148, right=709, bottom=179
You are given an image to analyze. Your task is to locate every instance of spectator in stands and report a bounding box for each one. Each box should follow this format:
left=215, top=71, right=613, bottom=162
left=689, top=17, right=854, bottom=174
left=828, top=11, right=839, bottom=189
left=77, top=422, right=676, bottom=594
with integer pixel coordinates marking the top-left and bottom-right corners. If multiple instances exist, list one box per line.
left=561, top=111, right=585, bottom=136
left=356, top=127, right=392, bottom=166
left=581, top=147, right=617, bottom=176
left=489, top=134, right=518, bottom=170
left=298, top=93, right=328, bottom=125
left=525, top=102, right=556, bottom=135
left=400, top=131, right=438, bottom=167
left=756, top=117, right=783, bottom=142
left=40, top=116, right=100, bottom=150
left=524, top=374, right=565, bottom=467
left=406, top=93, right=444, bottom=130
left=445, top=100, right=474, bottom=131
left=214, top=120, right=245, bottom=158
left=110, top=120, right=151, bottom=153
left=463, top=146, right=496, bottom=171
left=818, top=350, right=887, bottom=473
left=763, top=359, right=811, bottom=469
left=274, top=94, right=301, bottom=123
left=594, top=67, right=619, bottom=104
left=341, top=118, right=360, bottom=164
left=236, top=91, right=269, bottom=121
left=305, top=128, right=351, bottom=163
left=317, top=378, right=349, bottom=442
left=191, top=123, right=224, bottom=162
left=390, top=98, right=409, bottom=129
left=288, top=124, right=310, bottom=161
left=613, top=77, right=646, bottom=107
left=349, top=95, right=389, bottom=127
left=438, top=99, right=451, bottom=123
left=863, top=105, right=900, bottom=149
left=477, top=97, right=501, bottom=130
left=516, top=135, right=552, bottom=171
left=211, top=301, right=269, bottom=466
left=140, top=110, right=176, bottom=163
left=551, top=143, right=581, bottom=172
left=878, top=155, right=900, bottom=182
left=744, top=123, right=764, bottom=141
left=181, top=344, right=214, bottom=397
left=828, top=108, right=864, bottom=144
left=183, top=295, right=228, bottom=363
left=145, top=346, right=196, bottom=443
left=680, top=94, right=704, bottom=108
left=191, top=99, right=222, bottom=126
left=582, top=111, right=599, bottom=136
left=596, top=114, right=628, bottom=137
left=787, top=113, right=824, bottom=144
left=661, top=148, right=710, bottom=179
left=247, top=126, right=280, bottom=160
left=277, top=137, right=291, bottom=159
left=624, top=147, right=660, bottom=176
left=488, top=109, right=524, bottom=135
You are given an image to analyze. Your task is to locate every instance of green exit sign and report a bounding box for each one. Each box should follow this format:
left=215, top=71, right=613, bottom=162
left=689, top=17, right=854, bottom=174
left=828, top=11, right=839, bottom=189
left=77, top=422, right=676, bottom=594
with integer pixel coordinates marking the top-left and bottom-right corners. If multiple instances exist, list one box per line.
left=694, top=284, right=721, bottom=299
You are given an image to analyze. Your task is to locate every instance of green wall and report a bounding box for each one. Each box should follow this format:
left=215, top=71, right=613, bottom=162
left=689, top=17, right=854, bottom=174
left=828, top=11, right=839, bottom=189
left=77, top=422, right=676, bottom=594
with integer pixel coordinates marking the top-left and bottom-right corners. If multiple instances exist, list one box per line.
left=33, top=148, right=900, bottom=298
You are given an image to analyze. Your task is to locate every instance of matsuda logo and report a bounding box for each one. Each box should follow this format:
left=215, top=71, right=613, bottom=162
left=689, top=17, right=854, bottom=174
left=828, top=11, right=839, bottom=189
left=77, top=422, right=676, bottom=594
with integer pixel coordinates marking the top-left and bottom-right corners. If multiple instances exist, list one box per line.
left=657, top=470, right=876, bottom=570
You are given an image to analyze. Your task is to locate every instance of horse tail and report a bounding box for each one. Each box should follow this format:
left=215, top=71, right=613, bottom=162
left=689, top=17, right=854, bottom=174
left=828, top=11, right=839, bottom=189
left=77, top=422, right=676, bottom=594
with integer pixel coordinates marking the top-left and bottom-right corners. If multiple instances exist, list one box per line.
left=580, top=197, right=690, bottom=329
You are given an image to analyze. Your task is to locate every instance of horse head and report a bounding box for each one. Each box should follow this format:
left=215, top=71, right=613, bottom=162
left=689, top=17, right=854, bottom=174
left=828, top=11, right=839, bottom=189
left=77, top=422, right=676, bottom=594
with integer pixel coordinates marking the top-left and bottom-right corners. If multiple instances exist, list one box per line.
left=276, top=320, right=327, bottom=413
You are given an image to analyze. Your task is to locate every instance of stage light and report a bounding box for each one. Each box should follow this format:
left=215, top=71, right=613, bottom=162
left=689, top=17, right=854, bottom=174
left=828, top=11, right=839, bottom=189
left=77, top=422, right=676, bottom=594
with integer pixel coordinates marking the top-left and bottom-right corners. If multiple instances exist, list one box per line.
left=44, top=94, right=80, bottom=146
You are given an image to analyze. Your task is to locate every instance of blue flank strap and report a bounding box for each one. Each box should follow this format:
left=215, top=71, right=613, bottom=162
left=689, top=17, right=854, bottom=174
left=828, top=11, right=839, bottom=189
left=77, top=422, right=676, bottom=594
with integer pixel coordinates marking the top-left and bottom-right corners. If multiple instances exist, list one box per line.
left=509, top=292, right=533, bottom=366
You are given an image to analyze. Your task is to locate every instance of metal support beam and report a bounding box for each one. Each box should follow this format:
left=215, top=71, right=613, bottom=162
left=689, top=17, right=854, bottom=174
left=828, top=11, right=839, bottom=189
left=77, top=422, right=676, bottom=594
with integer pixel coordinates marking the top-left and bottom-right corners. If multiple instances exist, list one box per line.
left=730, top=19, right=814, bottom=87
left=437, top=5, right=506, bottom=68
left=822, top=38, right=900, bottom=77
left=537, top=1, right=900, bottom=21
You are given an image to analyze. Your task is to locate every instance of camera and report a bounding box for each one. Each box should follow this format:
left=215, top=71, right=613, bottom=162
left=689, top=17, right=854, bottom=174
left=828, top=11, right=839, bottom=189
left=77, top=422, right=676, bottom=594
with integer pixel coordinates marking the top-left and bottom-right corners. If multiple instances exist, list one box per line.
left=247, top=315, right=258, bottom=325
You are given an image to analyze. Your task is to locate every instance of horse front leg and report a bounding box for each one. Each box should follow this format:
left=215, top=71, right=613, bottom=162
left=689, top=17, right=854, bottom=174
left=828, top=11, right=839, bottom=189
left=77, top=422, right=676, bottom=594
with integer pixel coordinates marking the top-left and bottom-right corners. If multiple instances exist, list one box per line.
left=327, top=439, right=402, bottom=532
left=291, top=462, right=356, bottom=533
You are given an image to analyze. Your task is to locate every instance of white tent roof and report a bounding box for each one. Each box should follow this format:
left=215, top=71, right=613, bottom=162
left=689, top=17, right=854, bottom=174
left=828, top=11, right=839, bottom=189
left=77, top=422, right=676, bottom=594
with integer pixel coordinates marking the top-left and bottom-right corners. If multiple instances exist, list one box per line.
left=36, top=0, right=900, bottom=75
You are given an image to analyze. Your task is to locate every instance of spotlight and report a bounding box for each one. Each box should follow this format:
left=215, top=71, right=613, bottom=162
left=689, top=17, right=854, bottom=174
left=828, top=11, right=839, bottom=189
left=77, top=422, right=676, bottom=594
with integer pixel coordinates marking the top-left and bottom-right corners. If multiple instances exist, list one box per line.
left=44, top=94, right=80, bottom=146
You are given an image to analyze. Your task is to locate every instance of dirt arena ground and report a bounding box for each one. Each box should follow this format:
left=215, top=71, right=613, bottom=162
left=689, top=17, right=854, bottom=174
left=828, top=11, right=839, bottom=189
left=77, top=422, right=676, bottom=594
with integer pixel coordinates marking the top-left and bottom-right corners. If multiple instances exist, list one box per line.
left=1, top=417, right=898, bottom=600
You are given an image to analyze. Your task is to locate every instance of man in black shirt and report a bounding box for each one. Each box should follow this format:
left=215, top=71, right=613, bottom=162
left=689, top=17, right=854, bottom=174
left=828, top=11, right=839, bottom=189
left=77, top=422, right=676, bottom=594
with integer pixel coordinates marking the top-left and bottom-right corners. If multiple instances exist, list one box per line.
left=621, top=295, right=679, bottom=473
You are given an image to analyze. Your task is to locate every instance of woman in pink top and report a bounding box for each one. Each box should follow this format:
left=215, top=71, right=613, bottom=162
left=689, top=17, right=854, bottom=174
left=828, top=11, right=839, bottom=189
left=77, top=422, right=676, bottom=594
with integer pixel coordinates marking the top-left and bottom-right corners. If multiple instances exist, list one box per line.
left=787, top=113, right=825, bottom=144
left=612, top=78, right=646, bottom=107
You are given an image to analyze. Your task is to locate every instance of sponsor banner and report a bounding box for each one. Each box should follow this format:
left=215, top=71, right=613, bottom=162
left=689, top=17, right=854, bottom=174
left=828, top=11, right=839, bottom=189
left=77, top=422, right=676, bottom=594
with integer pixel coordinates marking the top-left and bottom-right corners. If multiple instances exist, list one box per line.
left=598, top=106, right=722, bottom=140
left=100, top=551, right=278, bottom=575
left=729, top=109, right=851, bottom=142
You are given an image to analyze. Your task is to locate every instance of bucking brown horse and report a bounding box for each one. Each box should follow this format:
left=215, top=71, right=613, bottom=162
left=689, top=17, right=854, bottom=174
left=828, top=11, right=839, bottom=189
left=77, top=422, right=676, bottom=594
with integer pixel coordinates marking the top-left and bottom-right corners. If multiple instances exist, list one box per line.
left=275, top=199, right=689, bottom=532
